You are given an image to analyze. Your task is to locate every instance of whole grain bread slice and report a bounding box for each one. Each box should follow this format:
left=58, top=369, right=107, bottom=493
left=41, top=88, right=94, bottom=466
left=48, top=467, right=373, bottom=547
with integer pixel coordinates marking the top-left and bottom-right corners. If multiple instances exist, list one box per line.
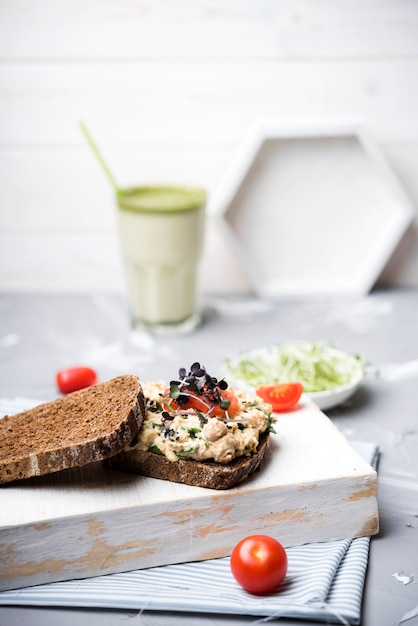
left=106, top=430, right=270, bottom=490
left=0, top=375, right=145, bottom=484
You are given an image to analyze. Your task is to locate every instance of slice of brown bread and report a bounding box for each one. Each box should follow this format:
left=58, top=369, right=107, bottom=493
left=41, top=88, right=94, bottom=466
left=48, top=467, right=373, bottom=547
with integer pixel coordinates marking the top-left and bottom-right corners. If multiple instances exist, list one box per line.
left=106, top=430, right=270, bottom=490
left=0, top=375, right=145, bottom=484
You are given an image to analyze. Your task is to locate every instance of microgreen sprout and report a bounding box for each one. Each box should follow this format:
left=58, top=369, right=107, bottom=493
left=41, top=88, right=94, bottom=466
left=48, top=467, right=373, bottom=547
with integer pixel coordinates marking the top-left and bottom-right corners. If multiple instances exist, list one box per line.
left=220, top=397, right=231, bottom=411
left=163, top=362, right=234, bottom=421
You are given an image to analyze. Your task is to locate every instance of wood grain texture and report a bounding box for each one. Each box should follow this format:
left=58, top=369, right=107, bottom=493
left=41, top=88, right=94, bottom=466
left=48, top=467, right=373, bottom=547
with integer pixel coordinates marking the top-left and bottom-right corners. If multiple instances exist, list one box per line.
left=0, top=398, right=378, bottom=592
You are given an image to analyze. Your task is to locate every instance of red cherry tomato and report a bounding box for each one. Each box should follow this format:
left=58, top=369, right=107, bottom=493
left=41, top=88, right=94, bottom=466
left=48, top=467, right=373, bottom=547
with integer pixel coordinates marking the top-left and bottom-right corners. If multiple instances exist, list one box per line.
left=230, top=534, right=288, bottom=595
left=256, top=382, right=303, bottom=412
left=56, top=366, right=98, bottom=394
left=170, top=389, right=239, bottom=417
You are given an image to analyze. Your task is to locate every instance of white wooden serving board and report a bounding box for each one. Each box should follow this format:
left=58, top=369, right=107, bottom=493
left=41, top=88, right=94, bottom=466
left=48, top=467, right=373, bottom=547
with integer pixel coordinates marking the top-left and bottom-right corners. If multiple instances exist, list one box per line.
left=0, top=397, right=378, bottom=592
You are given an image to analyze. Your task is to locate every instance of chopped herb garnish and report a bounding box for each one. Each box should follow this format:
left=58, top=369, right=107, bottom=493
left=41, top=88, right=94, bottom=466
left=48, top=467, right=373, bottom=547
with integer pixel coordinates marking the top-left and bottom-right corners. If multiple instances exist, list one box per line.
left=148, top=444, right=163, bottom=455
left=267, top=416, right=277, bottom=433
left=176, top=445, right=200, bottom=459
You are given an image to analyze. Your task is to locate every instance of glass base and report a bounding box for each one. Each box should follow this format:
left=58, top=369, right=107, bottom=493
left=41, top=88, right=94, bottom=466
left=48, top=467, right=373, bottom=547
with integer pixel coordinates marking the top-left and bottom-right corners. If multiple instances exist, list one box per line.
left=132, top=311, right=202, bottom=336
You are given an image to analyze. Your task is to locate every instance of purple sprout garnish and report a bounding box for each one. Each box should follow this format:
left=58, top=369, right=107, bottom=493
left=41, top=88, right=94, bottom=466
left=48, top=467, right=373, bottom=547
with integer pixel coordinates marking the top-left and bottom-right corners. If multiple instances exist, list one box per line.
left=165, top=362, right=233, bottom=419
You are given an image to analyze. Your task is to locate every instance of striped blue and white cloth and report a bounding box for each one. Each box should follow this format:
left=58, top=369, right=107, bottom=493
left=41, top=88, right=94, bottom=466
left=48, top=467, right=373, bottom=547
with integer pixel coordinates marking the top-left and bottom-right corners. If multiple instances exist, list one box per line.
left=0, top=398, right=378, bottom=625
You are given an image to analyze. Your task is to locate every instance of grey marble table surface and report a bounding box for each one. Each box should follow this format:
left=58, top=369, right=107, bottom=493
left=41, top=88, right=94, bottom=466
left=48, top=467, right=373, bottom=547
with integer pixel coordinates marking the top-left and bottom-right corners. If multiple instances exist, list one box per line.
left=0, top=289, right=417, bottom=626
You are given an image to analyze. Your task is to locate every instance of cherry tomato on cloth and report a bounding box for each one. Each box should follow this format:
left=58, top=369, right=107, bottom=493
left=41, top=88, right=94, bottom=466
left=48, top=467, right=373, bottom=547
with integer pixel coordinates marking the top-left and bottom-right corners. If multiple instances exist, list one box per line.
left=230, top=534, right=288, bottom=595
left=256, top=382, right=303, bottom=412
left=56, top=366, right=98, bottom=394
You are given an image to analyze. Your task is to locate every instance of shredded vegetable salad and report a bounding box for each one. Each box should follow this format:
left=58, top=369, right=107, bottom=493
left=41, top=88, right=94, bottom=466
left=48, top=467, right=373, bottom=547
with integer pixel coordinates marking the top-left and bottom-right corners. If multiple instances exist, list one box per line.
left=222, top=342, right=364, bottom=393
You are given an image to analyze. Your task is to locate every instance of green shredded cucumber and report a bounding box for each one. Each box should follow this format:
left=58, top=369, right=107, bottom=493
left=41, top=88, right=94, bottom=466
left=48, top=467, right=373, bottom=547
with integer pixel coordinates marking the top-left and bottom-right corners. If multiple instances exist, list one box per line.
left=223, top=342, right=364, bottom=393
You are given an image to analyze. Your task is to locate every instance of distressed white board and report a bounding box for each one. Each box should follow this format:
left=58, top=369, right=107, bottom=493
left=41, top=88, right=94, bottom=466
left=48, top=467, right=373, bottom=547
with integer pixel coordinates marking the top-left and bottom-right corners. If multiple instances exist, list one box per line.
left=0, top=397, right=378, bottom=592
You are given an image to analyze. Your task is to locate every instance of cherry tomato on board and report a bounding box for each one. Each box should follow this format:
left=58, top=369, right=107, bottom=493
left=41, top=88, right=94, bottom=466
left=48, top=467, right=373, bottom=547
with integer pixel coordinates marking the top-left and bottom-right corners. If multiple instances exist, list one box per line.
left=256, top=382, right=303, bottom=412
left=230, top=534, right=288, bottom=594
left=56, top=366, right=98, bottom=394
left=169, top=389, right=239, bottom=417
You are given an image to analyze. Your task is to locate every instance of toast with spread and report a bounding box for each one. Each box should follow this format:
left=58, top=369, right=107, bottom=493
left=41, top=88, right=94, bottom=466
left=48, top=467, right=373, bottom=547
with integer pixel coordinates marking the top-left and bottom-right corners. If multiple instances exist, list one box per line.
left=0, top=375, right=144, bottom=484
left=0, top=365, right=273, bottom=490
left=106, top=363, right=274, bottom=489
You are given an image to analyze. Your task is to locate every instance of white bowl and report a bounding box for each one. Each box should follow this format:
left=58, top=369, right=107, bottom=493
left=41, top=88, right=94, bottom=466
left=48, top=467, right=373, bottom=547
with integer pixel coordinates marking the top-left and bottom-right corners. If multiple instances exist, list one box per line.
left=305, top=370, right=364, bottom=410
left=220, top=342, right=364, bottom=412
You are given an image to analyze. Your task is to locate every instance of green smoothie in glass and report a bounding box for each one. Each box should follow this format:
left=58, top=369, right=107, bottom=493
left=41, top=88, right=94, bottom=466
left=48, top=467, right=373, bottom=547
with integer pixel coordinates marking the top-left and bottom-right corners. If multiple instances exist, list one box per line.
left=117, top=185, right=206, bottom=333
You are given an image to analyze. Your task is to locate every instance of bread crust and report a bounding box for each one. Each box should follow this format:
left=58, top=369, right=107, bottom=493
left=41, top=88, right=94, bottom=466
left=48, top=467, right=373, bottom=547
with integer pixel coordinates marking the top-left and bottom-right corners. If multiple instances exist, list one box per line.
left=0, top=375, right=145, bottom=484
left=106, top=431, right=270, bottom=490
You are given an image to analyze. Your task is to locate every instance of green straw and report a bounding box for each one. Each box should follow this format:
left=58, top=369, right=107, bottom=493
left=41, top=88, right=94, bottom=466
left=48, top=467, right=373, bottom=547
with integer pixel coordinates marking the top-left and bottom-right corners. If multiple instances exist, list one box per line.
left=79, top=121, right=124, bottom=197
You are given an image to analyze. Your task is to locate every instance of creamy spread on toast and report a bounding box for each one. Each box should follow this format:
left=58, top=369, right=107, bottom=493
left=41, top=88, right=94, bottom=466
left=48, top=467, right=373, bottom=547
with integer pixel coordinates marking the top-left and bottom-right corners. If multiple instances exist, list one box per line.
left=127, top=374, right=273, bottom=464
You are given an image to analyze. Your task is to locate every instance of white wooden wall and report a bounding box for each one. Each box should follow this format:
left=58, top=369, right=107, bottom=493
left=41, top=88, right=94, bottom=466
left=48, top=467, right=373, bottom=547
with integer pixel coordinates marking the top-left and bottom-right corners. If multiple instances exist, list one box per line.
left=1, top=1, right=418, bottom=296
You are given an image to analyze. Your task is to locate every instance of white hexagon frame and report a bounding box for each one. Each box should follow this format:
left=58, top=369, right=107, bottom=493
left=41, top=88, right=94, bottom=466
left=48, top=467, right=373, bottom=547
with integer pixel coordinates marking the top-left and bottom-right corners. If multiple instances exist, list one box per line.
left=209, top=120, right=415, bottom=298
